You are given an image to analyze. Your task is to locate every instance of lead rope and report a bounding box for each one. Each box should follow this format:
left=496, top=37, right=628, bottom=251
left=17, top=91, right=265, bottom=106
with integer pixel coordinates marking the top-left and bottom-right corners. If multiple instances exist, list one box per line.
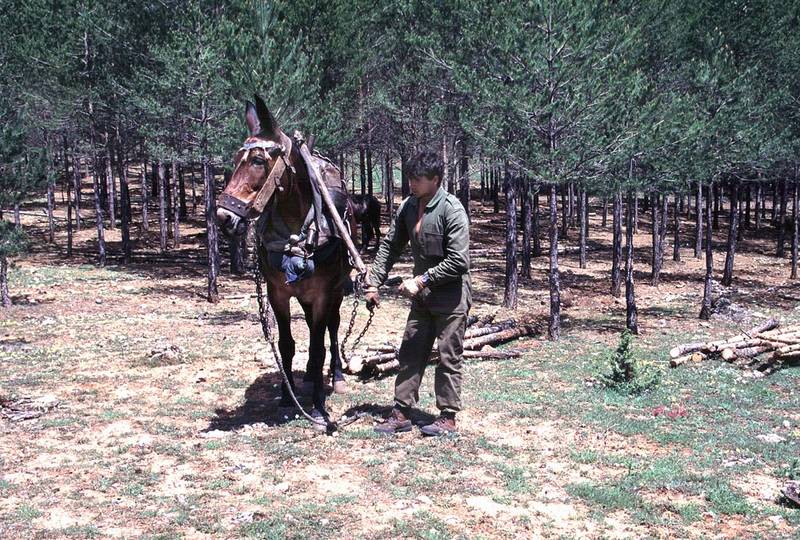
left=252, top=252, right=363, bottom=432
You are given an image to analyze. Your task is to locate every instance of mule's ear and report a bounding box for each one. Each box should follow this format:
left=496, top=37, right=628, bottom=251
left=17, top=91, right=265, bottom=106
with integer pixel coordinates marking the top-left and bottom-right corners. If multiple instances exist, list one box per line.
left=254, top=95, right=278, bottom=135
left=245, top=100, right=261, bottom=136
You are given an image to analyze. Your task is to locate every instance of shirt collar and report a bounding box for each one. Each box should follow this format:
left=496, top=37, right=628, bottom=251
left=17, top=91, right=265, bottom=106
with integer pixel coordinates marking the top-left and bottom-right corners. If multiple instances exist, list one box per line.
left=412, top=186, right=446, bottom=210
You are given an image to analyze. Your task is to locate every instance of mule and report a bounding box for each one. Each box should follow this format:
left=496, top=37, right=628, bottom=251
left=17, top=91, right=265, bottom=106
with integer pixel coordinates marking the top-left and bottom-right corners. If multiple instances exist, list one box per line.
left=216, top=96, right=355, bottom=422
left=351, top=194, right=381, bottom=252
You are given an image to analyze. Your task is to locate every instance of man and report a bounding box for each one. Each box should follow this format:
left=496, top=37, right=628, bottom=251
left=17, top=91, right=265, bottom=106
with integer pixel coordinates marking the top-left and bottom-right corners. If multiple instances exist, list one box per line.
left=365, top=150, right=471, bottom=436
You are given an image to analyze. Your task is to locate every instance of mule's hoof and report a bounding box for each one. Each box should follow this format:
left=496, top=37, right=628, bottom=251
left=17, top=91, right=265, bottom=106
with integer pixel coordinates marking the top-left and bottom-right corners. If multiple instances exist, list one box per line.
left=310, top=409, right=329, bottom=432
left=333, top=380, right=347, bottom=394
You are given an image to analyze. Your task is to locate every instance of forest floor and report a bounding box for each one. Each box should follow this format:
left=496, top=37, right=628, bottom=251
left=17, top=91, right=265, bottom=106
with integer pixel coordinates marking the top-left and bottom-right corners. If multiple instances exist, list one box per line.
left=1, top=195, right=799, bottom=539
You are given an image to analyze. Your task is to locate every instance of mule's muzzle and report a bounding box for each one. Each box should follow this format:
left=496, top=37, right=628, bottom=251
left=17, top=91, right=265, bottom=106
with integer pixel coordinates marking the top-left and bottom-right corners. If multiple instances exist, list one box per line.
left=216, top=208, right=247, bottom=238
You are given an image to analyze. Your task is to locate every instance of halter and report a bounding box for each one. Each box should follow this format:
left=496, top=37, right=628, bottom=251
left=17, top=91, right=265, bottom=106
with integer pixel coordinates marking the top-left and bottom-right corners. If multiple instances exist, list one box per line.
left=217, top=136, right=294, bottom=220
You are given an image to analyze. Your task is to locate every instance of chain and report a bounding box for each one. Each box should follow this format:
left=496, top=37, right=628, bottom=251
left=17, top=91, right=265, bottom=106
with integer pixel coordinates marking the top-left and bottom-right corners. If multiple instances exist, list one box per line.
left=339, top=271, right=375, bottom=368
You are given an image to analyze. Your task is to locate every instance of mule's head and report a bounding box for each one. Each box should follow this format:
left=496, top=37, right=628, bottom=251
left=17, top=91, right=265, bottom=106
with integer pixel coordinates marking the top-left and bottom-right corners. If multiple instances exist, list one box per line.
left=216, top=96, right=291, bottom=237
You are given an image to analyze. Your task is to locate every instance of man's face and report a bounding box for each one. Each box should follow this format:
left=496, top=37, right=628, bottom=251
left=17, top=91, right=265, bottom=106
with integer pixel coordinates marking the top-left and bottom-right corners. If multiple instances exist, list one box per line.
left=409, top=174, right=440, bottom=199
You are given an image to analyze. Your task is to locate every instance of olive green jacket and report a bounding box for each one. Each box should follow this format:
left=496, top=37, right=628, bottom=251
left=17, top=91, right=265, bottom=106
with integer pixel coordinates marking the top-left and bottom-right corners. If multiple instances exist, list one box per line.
left=367, top=187, right=472, bottom=313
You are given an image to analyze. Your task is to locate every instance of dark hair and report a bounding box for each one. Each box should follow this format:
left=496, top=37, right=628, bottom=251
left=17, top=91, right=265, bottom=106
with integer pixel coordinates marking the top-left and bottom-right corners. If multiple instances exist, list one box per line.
left=407, top=150, right=443, bottom=182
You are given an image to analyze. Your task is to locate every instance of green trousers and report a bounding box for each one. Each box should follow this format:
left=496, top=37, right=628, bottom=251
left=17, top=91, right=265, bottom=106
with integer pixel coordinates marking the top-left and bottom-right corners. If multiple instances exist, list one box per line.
left=394, top=306, right=467, bottom=414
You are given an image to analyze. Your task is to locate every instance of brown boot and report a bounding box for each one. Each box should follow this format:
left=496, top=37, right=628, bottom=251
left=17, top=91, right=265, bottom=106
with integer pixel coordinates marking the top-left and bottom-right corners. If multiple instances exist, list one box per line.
left=374, top=407, right=412, bottom=434
left=420, top=414, right=456, bottom=436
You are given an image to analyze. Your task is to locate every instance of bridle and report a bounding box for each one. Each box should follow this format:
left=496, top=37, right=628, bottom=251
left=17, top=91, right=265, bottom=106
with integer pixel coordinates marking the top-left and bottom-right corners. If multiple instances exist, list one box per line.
left=217, top=135, right=295, bottom=220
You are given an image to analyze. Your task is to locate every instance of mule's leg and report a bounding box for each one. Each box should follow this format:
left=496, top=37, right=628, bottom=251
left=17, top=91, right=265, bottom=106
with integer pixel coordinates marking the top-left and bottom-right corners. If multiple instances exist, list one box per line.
left=268, top=285, right=296, bottom=407
left=372, top=217, right=381, bottom=250
left=327, top=289, right=346, bottom=393
left=303, top=299, right=330, bottom=419
left=301, top=308, right=315, bottom=391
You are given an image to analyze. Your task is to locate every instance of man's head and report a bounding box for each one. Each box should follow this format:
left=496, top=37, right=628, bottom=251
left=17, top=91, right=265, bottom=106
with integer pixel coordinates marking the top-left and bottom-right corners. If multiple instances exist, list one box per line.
left=407, top=150, right=443, bottom=200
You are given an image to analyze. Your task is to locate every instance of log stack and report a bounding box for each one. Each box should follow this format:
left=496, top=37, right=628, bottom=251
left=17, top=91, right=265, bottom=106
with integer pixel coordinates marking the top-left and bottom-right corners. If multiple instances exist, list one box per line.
left=345, top=314, right=538, bottom=376
left=668, top=319, right=800, bottom=374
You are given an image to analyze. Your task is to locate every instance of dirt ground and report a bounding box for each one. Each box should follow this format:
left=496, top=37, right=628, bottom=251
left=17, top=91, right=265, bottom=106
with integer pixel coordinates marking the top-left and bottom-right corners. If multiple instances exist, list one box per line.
left=1, top=194, right=799, bottom=539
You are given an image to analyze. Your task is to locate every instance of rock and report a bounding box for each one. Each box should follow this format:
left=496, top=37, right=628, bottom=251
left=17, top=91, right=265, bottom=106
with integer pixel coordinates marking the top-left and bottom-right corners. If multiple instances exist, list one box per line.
left=756, top=433, right=786, bottom=444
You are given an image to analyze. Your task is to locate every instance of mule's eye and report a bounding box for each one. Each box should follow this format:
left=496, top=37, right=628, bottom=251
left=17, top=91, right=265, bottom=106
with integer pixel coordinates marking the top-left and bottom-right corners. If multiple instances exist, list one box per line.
left=251, top=157, right=266, bottom=167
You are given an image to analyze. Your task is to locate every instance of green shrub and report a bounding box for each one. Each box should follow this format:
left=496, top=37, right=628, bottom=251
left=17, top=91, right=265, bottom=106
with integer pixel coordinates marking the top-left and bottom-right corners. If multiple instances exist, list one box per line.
left=598, top=330, right=660, bottom=396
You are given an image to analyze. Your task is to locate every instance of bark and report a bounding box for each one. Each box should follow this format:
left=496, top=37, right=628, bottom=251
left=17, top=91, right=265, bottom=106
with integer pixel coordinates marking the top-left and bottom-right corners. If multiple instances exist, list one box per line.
left=602, top=197, right=608, bottom=227
left=700, top=185, right=714, bottom=319
left=458, top=143, right=470, bottom=219
left=14, top=203, right=20, bottom=226
left=695, top=180, right=703, bottom=258
left=157, top=161, right=167, bottom=253
left=503, top=169, right=518, bottom=309
left=625, top=188, right=638, bottom=334
left=62, top=139, right=73, bottom=257
left=92, top=155, right=106, bottom=266
left=358, top=146, right=366, bottom=196
left=755, top=182, right=762, bottom=230
left=105, top=145, right=116, bottom=229
left=532, top=189, right=541, bottom=257
left=366, top=144, right=374, bottom=197
left=178, top=164, right=187, bottom=219
left=792, top=180, right=798, bottom=280
left=521, top=179, right=532, bottom=279
left=578, top=188, right=587, bottom=269
left=568, top=182, right=576, bottom=228
left=385, top=155, right=394, bottom=223
left=721, top=181, right=739, bottom=287
left=560, top=184, right=568, bottom=238
left=0, top=256, right=10, bottom=307
left=204, top=158, right=219, bottom=303
left=171, top=161, right=180, bottom=247
left=713, top=181, right=720, bottom=230
left=673, top=193, right=681, bottom=262
left=651, top=192, right=661, bottom=286
left=771, top=180, right=778, bottom=225
left=778, top=176, right=789, bottom=257
left=190, top=164, right=197, bottom=213
left=633, top=191, right=639, bottom=234
left=492, top=166, right=499, bottom=213
left=117, top=144, right=132, bottom=264
left=46, top=173, right=55, bottom=243
left=72, top=155, right=82, bottom=231
left=400, top=153, right=410, bottom=198
left=141, top=156, right=149, bottom=232
left=611, top=190, right=622, bottom=297
left=548, top=184, right=561, bottom=340
left=744, top=184, right=751, bottom=229
left=479, top=159, right=485, bottom=201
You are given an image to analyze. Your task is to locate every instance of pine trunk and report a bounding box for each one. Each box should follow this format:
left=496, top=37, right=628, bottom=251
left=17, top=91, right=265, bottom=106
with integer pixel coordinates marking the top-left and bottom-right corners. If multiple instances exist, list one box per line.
left=117, top=146, right=132, bottom=264
left=92, top=156, right=106, bottom=266
left=63, top=141, right=73, bottom=257
left=791, top=180, right=798, bottom=280
left=521, top=179, right=532, bottom=279
left=579, top=188, right=587, bottom=269
left=778, top=178, right=788, bottom=257
left=385, top=155, right=395, bottom=223
left=602, top=197, right=608, bottom=227
left=492, top=166, right=500, bottom=213
left=157, top=161, right=167, bottom=253
left=700, top=185, right=714, bottom=319
left=171, top=161, right=180, bottom=247
left=611, top=190, right=622, bottom=297
left=503, top=170, right=518, bottom=309
left=458, top=145, right=469, bottom=219
left=560, top=184, right=568, bottom=238
left=178, top=165, right=187, bottom=219
left=105, top=146, right=116, bottom=229
left=141, top=156, right=149, bottom=232
left=359, top=147, right=366, bottom=197
left=625, top=189, right=638, bottom=334
left=0, top=255, right=10, bottom=307
left=651, top=192, right=661, bottom=286
left=673, top=193, right=681, bottom=262
left=633, top=191, right=639, bottom=234
left=72, top=155, right=82, bottom=231
left=713, top=181, right=720, bottom=230
left=722, top=181, right=739, bottom=286
left=204, top=159, right=219, bottom=303
left=695, top=180, right=703, bottom=258
left=46, top=169, right=55, bottom=243
left=755, top=182, right=762, bottom=230
left=548, top=184, right=561, bottom=340
left=532, top=189, right=541, bottom=257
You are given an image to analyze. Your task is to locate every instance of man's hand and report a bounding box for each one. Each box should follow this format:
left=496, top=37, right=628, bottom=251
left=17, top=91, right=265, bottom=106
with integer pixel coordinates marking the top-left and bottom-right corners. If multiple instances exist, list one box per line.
left=365, top=286, right=380, bottom=310
left=398, top=276, right=425, bottom=298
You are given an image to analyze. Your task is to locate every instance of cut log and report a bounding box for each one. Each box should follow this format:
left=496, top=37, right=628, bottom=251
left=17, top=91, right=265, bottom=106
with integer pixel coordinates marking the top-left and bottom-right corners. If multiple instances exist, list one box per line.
left=669, top=342, right=706, bottom=359
left=463, top=323, right=539, bottom=350
left=366, top=345, right=396, bottom=353
left=375, top=359, right=399, bottom=373
left=363, top=352, right=398, bottom=365
left=670, top=352, right=706, bottom=368
left=464, top=319, right=517, bottom=339
left=745, top=317, right=779, bottom=335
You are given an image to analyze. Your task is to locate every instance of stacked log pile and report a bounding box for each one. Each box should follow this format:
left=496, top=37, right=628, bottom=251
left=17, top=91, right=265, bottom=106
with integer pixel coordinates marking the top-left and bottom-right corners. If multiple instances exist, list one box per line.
left=669, top=319, right=800, bottom=375
left=346, top=312, right=539, bottom=376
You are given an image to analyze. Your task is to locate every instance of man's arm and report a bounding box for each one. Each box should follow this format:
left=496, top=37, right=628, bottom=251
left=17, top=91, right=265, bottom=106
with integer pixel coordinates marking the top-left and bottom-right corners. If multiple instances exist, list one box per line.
left=424, top=200, right=470, bottom=285
left=366, top=200, right=410, bottom=287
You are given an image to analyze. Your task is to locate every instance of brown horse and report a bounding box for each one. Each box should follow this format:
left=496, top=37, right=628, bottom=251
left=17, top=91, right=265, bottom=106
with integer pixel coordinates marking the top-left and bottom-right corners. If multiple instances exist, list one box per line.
left=216, top=96, right=354, bottom=423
